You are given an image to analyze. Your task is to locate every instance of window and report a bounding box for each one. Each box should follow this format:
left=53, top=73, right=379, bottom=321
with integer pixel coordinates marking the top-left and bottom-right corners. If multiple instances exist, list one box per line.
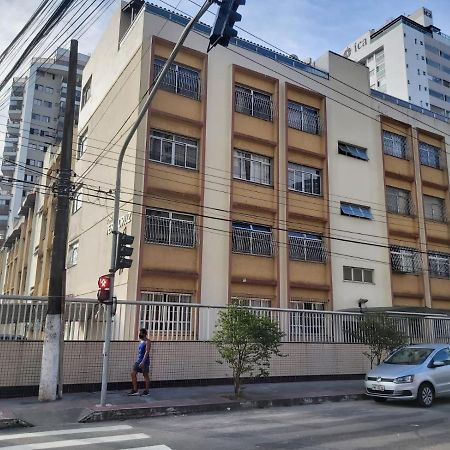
left=24, top=174, right=34, bottom=182
left=338, top=142, right=368, bottom=161
left=26, top=159, right=43, bottom=168
left=340, top=202, right=373, bottom=219
left=153, top=58, right=200, bottom=100
left=40, top=129, right=51, bottom=137
left=343, top=266, right=374, bottom=283
left=45, top=86, right=53, bottom=94
left=429, top=89, right=445, bottom=100
left=232, top=297, right=271, bottom=308
left=41, top=115, right=50, bottom=123
left=287, top=101, right=320, bottom=134
left=72, top=188, right=83, bottom=214
left=423, top=195, right=446, bottom=222
left=428, top=252, right=450, bottom=278
left=150, top=130, right=198, bottom=170
left=77, top=129, right=88, bottom=159
left=140, top=292, right=192, bottom=334
left=289, top=300, right=325, bottom=340
left=33, top=99, right=42, bottom=106
left=32, top=113, right=41, bottom=121
left=427, top=58, right=440, bottom=69
left=233, top=150, right=272, bottom=185
left=390, top=246, right=421, bottom=274
left=67, top=242, right=79, bottom=267
left=433, top=348, right=450, bottom=366
left=81, top=75, right=92, bottom=107
left=145, top=209, right=196, bottom=248
left=288, top=162, right=321, bottom=195
left=288, top=231, right=326, bottom=263
left=419, top=141, right=442, bottom=169
left=235, top=85, right=273, bottom=121
left=35, top=84, right=44, bottom=92
left=38, top=144, right=48, bottom=152
left=383, top=130, right=408, bottom=159
left=232, top=222, right=274, bottom=256
left=43, top=100, right=52, bottom=108
left=386, top=186, right=413, bottom=215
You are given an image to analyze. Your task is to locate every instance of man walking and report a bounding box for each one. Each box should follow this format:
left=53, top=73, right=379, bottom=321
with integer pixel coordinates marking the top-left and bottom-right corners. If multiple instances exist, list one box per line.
left=128, top=328, right=151, bottom=396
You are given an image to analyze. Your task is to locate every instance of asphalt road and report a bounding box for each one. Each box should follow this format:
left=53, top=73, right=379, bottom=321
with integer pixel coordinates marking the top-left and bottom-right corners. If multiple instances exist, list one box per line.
left=2, top=399, right=450, bottom=449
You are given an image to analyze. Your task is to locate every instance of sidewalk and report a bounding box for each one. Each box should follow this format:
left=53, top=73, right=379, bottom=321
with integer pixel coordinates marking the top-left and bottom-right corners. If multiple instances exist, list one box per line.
left=0, top=379, right=367, bottom=428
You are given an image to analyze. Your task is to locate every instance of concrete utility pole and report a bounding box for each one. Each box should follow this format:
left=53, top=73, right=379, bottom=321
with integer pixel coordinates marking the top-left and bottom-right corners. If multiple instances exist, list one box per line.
left=39, top=40, right=78, bottom=402
left=99, top=0, right=215, bottom=407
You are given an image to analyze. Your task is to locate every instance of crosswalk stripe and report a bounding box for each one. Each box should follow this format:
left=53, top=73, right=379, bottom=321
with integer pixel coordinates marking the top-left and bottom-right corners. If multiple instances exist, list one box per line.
left=0, top=425, right=133, bottom=441
left=0, top=433, right=149, bottom=450
left=121, top=446, right=172, bottom=450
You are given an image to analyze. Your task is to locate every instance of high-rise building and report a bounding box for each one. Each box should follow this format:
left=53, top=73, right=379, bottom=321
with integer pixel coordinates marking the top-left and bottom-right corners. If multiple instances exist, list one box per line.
left=0, top=48, right=89, bottom=241
left=55, top=3, right=450, bottom=315
left=342, top=7, right=450, bottom=118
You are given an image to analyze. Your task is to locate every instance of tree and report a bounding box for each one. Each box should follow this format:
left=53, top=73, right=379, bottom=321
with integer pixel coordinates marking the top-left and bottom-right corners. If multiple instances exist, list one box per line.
left=212, top=305, right=284, bottom=398
left=352, top=312, right=407, bottom=368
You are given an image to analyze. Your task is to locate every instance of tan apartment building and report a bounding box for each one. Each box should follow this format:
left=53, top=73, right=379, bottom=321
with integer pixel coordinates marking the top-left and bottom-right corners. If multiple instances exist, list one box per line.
left=65, top=3, right=450, bottom=314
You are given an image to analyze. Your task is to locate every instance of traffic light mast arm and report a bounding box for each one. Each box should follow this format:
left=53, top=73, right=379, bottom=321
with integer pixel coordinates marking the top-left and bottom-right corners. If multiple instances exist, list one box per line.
left=100, top=0, right=216, bottom=408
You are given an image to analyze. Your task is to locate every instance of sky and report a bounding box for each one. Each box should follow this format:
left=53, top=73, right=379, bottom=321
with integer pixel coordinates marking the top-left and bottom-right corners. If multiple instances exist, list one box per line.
left=0, top=0, right=450, bottom=112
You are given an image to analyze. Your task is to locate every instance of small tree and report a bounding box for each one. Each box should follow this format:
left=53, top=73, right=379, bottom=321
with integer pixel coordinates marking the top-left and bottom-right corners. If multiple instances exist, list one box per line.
left=212, top=305, right=284, bottom=398
left=352, top=312, right=407, bottom=368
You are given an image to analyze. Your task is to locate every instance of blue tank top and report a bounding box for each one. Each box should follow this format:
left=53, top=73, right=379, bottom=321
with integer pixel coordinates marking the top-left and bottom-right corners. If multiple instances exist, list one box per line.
left=136, top=340, right=149, bottom=364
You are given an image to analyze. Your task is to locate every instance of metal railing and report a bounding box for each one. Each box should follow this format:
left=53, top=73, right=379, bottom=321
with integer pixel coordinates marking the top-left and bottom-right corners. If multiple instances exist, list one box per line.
left=235, top=88, right=273, bottom=121
left=386, top=188, right=415, bottom=216
left=144, top=215, right=197, bottom=248
left=232, top=227, right=275, bottom=257
left=288, top=235, right=327, bottom=263
left=390, top=247, right=423, bottom=274
left=383, top=131, right=410, bottom=159
left=153, top=60, right=201, bottom=100
left=1, top=297, right=450, bottom=344
left=287, top=103, right=321, bottom=135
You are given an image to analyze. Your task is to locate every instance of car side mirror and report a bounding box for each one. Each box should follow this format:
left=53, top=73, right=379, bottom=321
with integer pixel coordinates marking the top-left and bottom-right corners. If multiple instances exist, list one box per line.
left=432, top=361, right=445, bottom=368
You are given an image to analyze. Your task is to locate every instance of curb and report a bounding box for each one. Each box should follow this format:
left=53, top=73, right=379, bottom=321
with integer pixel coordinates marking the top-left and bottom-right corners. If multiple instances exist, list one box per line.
left=78, top=393, right=368, bottom=423
left=0, top=410, right=33, bottom=429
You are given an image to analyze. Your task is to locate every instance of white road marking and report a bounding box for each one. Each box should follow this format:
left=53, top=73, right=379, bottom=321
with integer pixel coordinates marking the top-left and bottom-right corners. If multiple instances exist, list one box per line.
left=121, top=446, right=172, bottom=450
left=0, top=425, right=133, bottom=441
left=0, top=433, right=149, bottom=450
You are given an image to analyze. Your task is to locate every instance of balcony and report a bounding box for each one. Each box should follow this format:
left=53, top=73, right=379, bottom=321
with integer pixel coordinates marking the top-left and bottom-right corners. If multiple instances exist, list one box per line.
left=288, top=234, right=327, bottom=263
left=144, top=215, right=197, bottom=248
left=287, top=101, right=321, bottom=135
left=235, top=86, right=273, bottom=121
left=390, top=246, right=422, bottom=274
left=232, top=225, right=275, bottom=257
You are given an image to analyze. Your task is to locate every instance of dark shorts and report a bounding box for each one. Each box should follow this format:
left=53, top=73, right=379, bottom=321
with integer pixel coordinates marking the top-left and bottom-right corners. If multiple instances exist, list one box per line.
left=133, top=361, right=150, bottom=374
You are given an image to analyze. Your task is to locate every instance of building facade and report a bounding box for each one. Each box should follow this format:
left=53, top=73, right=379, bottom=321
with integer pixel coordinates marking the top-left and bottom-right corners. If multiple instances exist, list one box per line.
left=64, top=3, right=450, bottom=314
left=0, top=48, right=88, bottom=242
left=342, top=7, right=450, bottom=119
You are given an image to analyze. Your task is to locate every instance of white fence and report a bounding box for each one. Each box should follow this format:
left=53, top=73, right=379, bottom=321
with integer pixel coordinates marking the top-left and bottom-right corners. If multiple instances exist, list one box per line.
left=1, top=296, right=450, bottom=344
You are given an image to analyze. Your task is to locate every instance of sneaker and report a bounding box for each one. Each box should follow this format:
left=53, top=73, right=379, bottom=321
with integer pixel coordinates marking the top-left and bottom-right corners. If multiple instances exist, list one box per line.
left=140, top=390, right=150, bottom=397
left=127, top=390, right=139, bottom=396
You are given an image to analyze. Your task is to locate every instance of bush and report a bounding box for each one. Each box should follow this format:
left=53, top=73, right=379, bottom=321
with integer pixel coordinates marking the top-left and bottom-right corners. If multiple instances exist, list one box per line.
left=212, top=305, right=284, bottom=398
left=352, top=312, right=407, bottom=368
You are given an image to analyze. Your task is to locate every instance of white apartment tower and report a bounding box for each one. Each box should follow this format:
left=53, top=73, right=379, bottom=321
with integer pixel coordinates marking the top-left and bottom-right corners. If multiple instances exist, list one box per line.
left=1, top=48, right=89, bottom=239
left=342, top=7, right=450, bottom=118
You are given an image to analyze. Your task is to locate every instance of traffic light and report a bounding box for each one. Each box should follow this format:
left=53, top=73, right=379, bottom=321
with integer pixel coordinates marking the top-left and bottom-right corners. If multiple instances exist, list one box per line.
left=97, top=274, right=110, bottom=303
left=115, top=232, right=134, bottom=270
left=209, top=0, right=246, bottom=50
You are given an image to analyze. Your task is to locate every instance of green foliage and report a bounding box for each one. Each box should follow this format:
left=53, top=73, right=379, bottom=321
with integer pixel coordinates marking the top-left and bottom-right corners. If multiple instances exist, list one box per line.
left=212, top=305, right=285, bottom=398
left=352, top=312, right=408, bottom=368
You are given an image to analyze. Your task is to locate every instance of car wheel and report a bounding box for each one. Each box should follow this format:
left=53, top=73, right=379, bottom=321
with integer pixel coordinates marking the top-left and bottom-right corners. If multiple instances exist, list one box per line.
left=373, top=397, right=387, bottom=403
left=417, top=383, right=434, bottom=408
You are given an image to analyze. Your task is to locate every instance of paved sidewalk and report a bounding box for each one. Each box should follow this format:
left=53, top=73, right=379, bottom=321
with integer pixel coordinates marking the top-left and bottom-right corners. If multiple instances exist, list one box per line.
left=0, top=379, right=366, bottom=428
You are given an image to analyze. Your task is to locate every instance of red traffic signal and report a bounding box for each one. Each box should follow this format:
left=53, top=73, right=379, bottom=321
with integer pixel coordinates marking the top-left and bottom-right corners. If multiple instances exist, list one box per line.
left=97, top=274, right=111, bottom=303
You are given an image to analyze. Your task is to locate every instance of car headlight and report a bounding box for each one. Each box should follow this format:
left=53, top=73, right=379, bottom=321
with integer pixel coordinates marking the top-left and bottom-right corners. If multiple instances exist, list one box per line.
left=394, top=375, right=414, bottom=384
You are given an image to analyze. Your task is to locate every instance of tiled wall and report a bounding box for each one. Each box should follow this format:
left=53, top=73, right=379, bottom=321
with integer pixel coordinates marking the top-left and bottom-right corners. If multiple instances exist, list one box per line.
left=0, top=341, right=369, bottom=391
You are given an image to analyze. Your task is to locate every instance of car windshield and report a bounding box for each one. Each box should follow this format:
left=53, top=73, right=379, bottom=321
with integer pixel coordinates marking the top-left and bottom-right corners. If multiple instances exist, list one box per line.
left=385, top=347, right=433, bottom=365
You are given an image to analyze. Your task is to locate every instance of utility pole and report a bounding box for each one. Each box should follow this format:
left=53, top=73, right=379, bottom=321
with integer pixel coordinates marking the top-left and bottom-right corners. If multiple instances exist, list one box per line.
left=39, top=40, right=78, bottom=402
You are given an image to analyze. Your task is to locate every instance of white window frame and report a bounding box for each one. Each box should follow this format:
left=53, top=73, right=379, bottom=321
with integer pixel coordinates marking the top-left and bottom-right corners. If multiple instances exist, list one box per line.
left=288, top=231, right=326, bottom=263
left=288, top=162, right=321, bottom=196
left=235, top=84, right=273, bottom=121
left=150, top=130, right=198, bottom=170
left=72, top=188, right=83, bottom=214
left=231, top=297, right=271, bottom=308
left=343, top=266, right=374, bottom=283
left=67, top=242, right=79, bottom=267
left=423, top=195, right=446, bottom=222
left=383, top=130, right=408, bottom=159
left=77, top=129, right=88, bottom=159
left=232, top=222, right=274, bottom=257
left=386, top=186, right=413, bottom=215
left=45, top=86, right=53, bottom=94
left=145, top=208, right=196, bottom=248
left=140, top=292, right=193, bottom=333
left=233, top=149, right=272, bottom=186
left=428, top=252, right=450, bottom=278
left=287, top=100, right=320, bottom=134
left=390, top=246, right=420, bottom=274
left=419, top=142, right=442, bottom=169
